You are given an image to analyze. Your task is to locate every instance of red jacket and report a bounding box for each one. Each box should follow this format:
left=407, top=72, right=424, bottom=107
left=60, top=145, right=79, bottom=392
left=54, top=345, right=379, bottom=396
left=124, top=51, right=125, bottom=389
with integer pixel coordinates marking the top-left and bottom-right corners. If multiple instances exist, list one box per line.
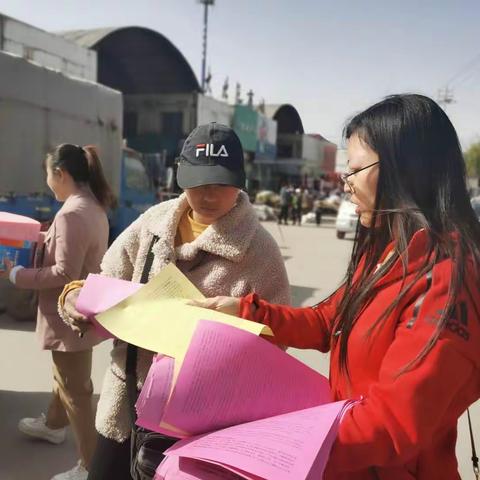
left=240, top=230, right=480, bottom=479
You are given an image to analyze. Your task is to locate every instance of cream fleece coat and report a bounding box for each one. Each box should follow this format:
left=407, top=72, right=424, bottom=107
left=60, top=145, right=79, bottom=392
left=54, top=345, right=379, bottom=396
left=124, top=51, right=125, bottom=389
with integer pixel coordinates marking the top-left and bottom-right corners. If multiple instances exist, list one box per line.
left=96, top=192, right=290, bottom=441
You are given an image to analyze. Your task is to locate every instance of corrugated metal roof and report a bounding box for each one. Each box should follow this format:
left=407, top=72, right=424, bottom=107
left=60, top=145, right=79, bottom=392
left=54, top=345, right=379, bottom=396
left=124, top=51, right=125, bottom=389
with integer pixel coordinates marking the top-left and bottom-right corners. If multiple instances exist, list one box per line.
left=59, top=28, right=118, bottom=48
left=59, top=26, right=200, bottom=94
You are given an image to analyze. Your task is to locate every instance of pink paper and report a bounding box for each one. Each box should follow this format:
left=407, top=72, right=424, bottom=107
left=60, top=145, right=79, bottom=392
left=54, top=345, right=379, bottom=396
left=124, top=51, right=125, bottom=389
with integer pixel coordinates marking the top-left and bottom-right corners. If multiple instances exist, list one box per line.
left=186, top=459, right=264, bottom=480
left=162, top=320, right=331, bottom=435
left=0, top=212, right=41, bottom=241
left=136, top=354, right=176, bottom=432
left=164, top=401, right=350, bottom=480
left=76, top=273, right=142, bottom=338
left=155, top=456, right=254, bottom=480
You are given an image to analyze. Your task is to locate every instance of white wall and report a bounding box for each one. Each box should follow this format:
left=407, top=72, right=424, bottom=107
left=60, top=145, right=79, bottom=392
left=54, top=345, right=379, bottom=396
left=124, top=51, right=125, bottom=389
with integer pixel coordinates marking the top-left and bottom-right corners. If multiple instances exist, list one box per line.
left=0, top=51, right=122, bottom=195
left=335, top=148, right=348, bottom=173
left=196, top=94, right=233, bottom=127
left=302, top=135, right=325, bottom=163
left=125, top=93, right=197, bottom=136
left=1, top=15, right=96, bottom=81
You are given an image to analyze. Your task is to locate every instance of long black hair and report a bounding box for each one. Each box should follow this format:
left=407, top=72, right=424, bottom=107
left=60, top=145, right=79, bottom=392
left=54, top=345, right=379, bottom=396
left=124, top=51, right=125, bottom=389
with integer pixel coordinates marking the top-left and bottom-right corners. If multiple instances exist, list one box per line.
left=335, top=94, right=480, bottom=375
left=47, top=144, right=117, bottom=209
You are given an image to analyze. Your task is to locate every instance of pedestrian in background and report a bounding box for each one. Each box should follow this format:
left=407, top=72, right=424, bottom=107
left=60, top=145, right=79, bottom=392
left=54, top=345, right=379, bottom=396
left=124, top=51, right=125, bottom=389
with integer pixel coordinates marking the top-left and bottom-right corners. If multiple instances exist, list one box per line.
left=192, top=95, right=480, bottom=480
left=295, top=188, right=304, bottom=225
left=290, top=188, right=300, bottom=225
left=0, top=144, right=116, bottom=480
left=313, top=196, right=323, bottom=226
left=301, top=188, right=312, bottom=213
left=278, top=182, right=291, bottom=225
left=57, top=123, right=290, bottom=480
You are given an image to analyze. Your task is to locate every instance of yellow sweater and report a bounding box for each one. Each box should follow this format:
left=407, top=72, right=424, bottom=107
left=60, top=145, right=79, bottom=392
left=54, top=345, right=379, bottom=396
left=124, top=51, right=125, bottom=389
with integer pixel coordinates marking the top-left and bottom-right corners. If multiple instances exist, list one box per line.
left=174, top=209, right=209, bottom=246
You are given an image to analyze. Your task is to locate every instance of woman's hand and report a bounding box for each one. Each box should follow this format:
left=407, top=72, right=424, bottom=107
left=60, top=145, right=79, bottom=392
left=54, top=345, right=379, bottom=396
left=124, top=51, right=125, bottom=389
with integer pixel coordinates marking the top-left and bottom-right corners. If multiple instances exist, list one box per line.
left=0, top=258, right=13, bottom=280
left=62, top=288, right=91, bottom=335
left=188, top=296, right=241, bottom=317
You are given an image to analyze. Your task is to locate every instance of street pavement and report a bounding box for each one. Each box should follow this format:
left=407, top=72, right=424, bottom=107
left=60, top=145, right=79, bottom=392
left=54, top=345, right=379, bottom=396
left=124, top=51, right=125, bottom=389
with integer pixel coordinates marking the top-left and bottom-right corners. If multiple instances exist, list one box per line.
left=0, top=220, right=478, bottom=479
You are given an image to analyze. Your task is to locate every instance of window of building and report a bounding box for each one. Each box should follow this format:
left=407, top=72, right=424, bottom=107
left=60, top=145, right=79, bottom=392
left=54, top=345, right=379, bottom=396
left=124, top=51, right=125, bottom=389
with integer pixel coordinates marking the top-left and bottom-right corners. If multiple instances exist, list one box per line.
left=162, top=112, right=183, bottom=136
left=124, top=112, right=138, bottom=137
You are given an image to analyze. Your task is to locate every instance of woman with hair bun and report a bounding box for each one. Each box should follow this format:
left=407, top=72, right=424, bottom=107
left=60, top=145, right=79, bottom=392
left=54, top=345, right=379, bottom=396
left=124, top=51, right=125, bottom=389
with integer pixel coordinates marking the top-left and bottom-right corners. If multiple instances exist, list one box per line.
left=1, top=143, right=115, bottom=480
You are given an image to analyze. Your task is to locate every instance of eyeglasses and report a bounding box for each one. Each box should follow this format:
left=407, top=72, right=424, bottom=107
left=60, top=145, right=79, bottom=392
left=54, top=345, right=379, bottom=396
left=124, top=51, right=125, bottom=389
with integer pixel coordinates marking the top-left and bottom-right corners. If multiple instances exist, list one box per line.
left=340, top=161, right=379, bottom=194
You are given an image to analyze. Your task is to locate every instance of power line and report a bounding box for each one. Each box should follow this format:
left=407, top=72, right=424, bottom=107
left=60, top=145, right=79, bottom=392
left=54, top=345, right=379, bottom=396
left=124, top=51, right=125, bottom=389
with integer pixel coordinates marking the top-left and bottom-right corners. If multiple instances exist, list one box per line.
left=445, top=52, right=480, bottom=88
left=437, top=51, right=480, bottom=108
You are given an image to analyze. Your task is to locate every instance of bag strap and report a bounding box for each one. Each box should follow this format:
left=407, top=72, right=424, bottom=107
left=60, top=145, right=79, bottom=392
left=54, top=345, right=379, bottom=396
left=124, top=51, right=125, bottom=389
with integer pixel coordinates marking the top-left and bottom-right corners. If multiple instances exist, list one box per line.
left=468, top=408, right=479, bottom=479
left=126, top=235, right=159, bottom=425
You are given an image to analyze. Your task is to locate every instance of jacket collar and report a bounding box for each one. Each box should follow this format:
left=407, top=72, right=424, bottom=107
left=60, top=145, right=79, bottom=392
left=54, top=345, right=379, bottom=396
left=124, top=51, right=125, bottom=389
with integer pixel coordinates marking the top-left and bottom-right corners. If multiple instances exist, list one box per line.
left=375, top=229, right=435, bottom=287
left=59, top=185, right=97, bottom=212
left=147, top=191, right=259, bottom=263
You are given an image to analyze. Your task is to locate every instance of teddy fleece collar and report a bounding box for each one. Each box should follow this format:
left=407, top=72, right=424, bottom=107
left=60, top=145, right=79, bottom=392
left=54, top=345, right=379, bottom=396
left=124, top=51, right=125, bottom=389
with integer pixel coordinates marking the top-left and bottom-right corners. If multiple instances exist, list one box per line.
left=146, top=191, right=259, bottom=263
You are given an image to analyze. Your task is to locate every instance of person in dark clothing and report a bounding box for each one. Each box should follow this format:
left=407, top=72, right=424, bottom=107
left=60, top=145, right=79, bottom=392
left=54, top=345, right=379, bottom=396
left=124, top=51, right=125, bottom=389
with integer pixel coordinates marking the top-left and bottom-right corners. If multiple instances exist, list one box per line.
left=278, top=184, right=291, bottom=225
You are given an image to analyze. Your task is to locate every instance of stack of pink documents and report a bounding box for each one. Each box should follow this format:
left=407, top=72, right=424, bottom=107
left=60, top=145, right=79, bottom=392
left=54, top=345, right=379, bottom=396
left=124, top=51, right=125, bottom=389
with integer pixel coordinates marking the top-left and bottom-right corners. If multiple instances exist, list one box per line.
left=76, top=274, right=356, bottom=480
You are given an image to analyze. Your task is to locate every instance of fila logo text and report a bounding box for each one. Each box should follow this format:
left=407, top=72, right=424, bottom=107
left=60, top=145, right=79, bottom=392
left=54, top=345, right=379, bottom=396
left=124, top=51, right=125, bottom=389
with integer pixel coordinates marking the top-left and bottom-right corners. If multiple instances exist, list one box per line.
left=195, top=144, right=229, bottom=157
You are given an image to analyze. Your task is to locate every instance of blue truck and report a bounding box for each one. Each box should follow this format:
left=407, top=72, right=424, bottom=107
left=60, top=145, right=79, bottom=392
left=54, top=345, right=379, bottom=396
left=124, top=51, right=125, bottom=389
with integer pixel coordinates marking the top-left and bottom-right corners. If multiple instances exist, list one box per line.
left=0, top=147, right=156, bottom=241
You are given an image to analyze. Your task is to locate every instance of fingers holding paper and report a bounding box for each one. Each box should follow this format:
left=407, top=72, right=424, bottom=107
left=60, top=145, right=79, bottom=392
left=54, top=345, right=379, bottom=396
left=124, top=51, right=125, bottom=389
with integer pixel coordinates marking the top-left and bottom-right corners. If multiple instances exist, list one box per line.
left=187, top=296, right=241, bottom=317
left=63, top=287, right=91, bottom=334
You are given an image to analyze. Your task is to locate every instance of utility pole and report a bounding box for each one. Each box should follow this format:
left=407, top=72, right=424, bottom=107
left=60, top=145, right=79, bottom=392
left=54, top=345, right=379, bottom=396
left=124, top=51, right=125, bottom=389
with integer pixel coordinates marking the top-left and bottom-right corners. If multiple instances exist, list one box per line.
left=198, top=0, right=215, bottom=93
left=247, top=89, right=254, bottom=107
left=437, top=86, right=455, bottom=110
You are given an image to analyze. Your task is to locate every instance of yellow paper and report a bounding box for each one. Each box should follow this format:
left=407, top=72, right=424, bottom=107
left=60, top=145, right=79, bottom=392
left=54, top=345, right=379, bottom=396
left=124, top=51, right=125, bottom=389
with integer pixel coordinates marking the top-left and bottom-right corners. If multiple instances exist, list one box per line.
left=96, top=262, right=272, bottom=359
left=126, top=262, right=206, bottom=302
left=97, top=298, right=270, bottom=355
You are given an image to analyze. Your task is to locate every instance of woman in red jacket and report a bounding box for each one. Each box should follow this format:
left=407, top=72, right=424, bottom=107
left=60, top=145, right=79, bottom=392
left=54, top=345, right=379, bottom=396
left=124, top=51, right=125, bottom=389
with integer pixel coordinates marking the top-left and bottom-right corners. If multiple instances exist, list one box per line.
left=194, top=94, right=480, bottom=479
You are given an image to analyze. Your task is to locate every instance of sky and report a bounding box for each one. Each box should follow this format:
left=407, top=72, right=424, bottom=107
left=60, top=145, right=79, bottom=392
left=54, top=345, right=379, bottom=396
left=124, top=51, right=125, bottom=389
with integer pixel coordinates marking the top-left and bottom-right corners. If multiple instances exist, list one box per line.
left=1, top=0, right=479, bottom=148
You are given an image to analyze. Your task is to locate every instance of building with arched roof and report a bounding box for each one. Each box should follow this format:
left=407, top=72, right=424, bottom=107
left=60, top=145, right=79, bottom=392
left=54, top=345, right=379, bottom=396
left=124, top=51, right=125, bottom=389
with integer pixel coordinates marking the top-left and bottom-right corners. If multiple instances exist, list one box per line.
left=62, top=27, right=200, bottom=95
left=62, top=26, right=201, bottom=161
left=251, top=104, right=336, bottom=191
left=263, top=104, right=304, bottom=135
left=263, top=104, right=305, bottom=161
left=61, top=26, right=336, bottom=192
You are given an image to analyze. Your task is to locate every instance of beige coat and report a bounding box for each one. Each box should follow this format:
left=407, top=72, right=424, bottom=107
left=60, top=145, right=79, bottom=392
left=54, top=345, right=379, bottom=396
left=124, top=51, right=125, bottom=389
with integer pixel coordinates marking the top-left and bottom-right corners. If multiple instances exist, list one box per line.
left=16, top=188, right=109, bottom=351
left=96, top=192, right=290, bottom=441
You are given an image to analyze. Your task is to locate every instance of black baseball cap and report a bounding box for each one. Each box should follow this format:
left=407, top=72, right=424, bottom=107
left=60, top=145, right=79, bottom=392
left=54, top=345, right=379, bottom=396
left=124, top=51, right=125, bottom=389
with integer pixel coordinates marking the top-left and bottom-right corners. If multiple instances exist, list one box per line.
left=176, top=122, right=246, bottom=189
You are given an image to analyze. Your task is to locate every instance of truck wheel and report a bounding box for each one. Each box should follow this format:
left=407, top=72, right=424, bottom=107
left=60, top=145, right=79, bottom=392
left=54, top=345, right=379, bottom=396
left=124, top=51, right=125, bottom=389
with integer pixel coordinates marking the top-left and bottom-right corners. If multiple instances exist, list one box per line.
left=336, top=231, right=346, bottom=239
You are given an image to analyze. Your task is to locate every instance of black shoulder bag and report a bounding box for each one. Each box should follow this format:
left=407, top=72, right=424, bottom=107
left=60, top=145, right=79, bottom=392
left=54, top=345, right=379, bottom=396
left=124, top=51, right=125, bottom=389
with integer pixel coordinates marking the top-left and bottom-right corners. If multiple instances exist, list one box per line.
left=126, top=235, right=178, bottom=480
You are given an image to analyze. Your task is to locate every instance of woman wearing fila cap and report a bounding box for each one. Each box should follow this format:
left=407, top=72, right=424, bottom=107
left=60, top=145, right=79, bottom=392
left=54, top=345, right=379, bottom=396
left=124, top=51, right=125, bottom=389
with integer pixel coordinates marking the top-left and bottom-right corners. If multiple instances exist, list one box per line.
left=57, top=122, right=291, bottom=479
left=193, top=95, right=480, bottom=479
